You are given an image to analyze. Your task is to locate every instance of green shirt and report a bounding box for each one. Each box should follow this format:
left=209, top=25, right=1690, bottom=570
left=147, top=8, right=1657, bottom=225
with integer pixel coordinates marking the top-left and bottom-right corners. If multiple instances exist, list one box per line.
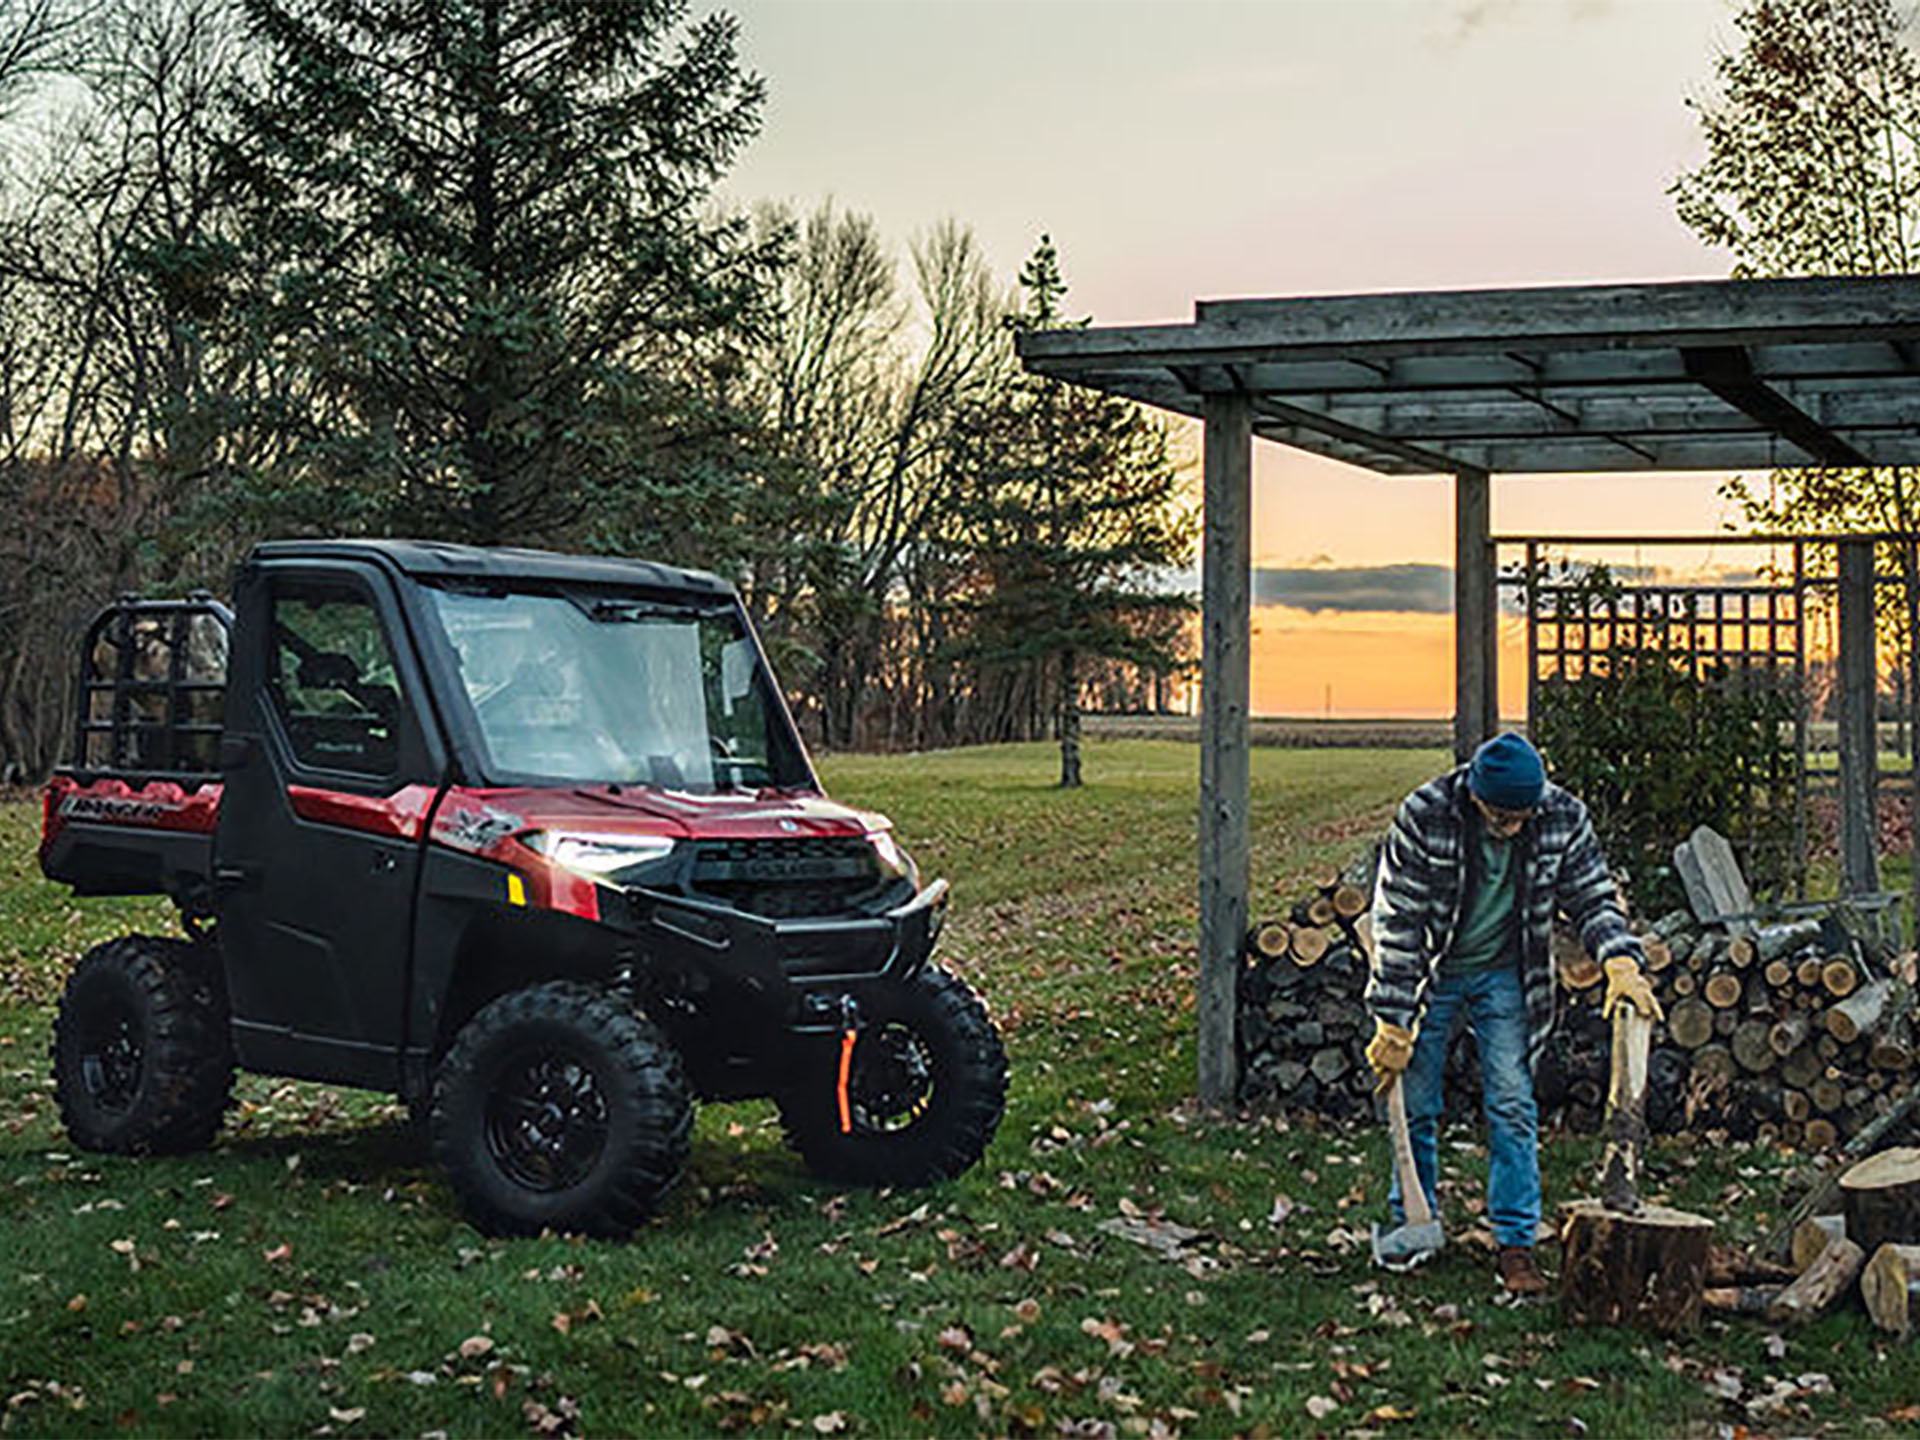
left=1443, top=816, right=1520, bottom=975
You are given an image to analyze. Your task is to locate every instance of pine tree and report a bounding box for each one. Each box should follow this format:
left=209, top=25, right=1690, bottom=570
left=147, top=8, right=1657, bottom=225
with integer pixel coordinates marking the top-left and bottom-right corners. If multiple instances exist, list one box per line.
left=945, top=235, right=1195, bottom=787
left=225, top=0, right=789, bottom=560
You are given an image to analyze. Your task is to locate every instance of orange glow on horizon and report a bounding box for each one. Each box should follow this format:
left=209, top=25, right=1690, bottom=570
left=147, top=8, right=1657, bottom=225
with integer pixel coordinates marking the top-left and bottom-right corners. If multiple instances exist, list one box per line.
left=1249, top=604, right=1529, bottom=719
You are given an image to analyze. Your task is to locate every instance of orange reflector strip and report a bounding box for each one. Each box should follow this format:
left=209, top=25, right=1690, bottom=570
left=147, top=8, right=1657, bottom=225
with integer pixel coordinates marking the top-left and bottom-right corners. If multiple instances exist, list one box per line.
left=836, top=1029, right=856, bottom=1134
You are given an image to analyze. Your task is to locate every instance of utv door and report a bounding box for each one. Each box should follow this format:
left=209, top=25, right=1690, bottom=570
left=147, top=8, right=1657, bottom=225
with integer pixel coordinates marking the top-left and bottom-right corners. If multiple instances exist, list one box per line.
left=212, top=561, right=442, bottom=1087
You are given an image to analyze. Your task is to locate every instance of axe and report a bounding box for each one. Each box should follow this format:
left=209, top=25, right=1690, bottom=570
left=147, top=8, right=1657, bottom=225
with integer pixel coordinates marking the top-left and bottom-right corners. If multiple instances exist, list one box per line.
left=1598, top=1000, right=1655, bottom=1214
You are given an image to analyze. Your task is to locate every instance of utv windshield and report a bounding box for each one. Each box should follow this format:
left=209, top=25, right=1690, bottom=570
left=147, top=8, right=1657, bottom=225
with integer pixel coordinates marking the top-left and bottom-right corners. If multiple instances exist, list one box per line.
left=420, top=584, right=812, bottom=791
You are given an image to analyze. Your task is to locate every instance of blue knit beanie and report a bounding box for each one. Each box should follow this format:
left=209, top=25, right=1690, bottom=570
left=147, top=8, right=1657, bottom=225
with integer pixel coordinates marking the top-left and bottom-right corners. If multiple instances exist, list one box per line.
left=1468, top=733, right=1545, bottom=810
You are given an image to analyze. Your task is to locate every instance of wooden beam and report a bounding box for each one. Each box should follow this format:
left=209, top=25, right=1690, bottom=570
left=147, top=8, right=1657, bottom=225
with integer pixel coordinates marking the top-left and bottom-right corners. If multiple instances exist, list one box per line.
left=1681, top=346, right=1871, bottom=468
left=1198, top=391, right=1252, bottom=1111
left=1455, top=466, right=1495, bottom=761
left=1837, top=538, right=1881, bottom=896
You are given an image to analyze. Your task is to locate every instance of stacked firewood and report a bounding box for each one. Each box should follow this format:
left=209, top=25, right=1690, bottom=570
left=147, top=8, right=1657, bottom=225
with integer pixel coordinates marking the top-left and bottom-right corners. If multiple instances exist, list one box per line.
left=1628, top=908, right=1918, bottom=1150
left=1237, top=854, right=1920, bottom=1151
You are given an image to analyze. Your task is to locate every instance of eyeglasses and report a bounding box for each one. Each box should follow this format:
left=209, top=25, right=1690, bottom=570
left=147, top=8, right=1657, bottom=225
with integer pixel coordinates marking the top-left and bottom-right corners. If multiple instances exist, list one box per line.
left=1474, top=797, right=1534, bottom=829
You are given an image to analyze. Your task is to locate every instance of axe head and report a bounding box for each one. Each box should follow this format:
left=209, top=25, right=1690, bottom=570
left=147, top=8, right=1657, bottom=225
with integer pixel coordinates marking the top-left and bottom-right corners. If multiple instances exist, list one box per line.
left=1370, top=1217, right=1444, bottom=1270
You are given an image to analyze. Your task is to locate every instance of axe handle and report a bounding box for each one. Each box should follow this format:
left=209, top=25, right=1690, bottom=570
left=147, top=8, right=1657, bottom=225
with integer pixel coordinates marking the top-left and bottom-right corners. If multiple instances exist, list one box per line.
left=1386, top=1073, right=1433, bottom=1227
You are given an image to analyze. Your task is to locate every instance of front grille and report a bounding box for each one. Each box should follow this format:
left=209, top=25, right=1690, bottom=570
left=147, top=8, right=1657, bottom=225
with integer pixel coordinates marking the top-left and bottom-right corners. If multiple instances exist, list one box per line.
left=687, top=836, right=889, bottom=919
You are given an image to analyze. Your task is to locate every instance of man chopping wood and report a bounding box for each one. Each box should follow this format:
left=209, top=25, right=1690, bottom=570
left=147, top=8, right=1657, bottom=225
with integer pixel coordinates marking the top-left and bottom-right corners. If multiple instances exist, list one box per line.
left=1363, top=732, right=1661, bottom=1295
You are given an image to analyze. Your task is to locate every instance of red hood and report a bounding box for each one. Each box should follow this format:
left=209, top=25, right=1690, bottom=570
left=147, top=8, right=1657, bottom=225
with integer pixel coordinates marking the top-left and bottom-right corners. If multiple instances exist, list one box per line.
left=449, top=785, right=887, bottom=843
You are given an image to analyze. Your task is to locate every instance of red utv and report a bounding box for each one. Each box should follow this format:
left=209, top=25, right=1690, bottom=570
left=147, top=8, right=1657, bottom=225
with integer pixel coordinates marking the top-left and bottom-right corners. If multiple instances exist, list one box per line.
left=39, top=540, right=1006, bottom=1236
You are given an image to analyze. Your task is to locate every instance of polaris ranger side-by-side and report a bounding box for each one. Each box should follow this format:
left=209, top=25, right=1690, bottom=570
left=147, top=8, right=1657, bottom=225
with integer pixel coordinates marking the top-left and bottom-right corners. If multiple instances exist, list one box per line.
left=40, top=540, right=1007, bottom=1236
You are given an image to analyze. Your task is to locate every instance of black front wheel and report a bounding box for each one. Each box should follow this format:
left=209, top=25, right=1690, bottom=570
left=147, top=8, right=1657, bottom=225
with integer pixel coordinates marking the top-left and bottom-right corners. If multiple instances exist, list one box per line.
left=52, top=935, right=233, bottom=1155
left=432, top=983, right=692, bottom=1237
left=779, top=965, right=1008, bottom=1187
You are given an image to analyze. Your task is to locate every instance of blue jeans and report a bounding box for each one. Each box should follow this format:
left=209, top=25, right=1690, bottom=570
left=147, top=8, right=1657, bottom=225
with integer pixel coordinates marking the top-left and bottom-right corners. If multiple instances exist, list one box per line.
left=1388, top=964, right=1541, bottom=1249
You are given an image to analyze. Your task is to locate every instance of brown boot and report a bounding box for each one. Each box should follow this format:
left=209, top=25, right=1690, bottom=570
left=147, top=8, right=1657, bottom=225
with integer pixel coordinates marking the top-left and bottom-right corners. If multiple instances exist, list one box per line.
left=1497, top=1245, right=1548, bottom=1296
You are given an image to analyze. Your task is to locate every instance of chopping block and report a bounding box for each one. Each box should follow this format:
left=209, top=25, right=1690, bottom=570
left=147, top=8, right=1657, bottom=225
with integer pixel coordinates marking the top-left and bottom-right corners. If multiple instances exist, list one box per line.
left=1559, top=1200, right=1716, bottom=1332
left=1559, top=1002, right=1714, bottom=1332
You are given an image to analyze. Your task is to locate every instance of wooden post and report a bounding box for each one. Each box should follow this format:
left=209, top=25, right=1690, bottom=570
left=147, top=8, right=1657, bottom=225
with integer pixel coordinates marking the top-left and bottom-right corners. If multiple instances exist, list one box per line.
left=1198, top=390, right=1251, bottom=1110
left=1455, top=467, right=1494, bottom=762
left=1837, top=537, right=1879, bottom=897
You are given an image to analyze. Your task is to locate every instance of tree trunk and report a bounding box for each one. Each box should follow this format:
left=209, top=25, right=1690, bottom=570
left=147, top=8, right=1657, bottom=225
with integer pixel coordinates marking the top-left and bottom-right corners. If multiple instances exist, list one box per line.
left=1058, top=646, right=1081, bottom=788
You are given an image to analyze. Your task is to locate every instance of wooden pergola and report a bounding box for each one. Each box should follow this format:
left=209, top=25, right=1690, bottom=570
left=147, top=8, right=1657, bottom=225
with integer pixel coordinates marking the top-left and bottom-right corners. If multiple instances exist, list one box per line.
left=1016, top=274, right=1920, bottom=1107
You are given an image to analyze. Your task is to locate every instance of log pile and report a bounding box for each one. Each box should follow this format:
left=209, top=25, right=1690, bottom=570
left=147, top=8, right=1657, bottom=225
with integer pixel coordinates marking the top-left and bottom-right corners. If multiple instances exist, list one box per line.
left=1237, top=848, right=1920, bottom=1153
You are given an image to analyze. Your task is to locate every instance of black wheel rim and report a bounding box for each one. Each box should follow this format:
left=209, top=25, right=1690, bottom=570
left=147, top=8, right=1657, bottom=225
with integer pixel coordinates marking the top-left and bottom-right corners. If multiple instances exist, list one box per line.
left=484, top=1046, right=610, bottom=1193
left=77, top=999, right=144, bottom=1114
left=848, top=1021, right=936, bottom=1134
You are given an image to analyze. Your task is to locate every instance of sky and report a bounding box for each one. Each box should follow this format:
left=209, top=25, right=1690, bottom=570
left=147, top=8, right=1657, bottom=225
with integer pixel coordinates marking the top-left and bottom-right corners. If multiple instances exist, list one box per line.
left=713, top=0, right=1763, bottom=716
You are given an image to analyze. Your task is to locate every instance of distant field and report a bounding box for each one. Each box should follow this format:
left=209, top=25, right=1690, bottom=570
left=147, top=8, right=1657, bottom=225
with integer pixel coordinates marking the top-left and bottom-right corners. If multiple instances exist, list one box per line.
left=1084, top=713, right=1453, bottom=748
left=1, top=741, right=1914, bottom=1437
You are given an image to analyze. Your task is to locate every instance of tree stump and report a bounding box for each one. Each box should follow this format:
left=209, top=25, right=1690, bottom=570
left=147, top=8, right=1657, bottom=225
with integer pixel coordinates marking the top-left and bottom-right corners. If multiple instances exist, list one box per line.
left=1861, top=1242, right=1920, bottom=1337
left=1559, top=1201, right=1714, bottom=1332
left=1841, top=1146, right=1920, bottom=1253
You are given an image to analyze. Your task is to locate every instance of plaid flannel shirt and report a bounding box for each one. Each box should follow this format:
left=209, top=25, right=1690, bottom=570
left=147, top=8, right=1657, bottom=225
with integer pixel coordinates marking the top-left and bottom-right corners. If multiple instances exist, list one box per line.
left=1364, top=764, right=1643, bottom=1069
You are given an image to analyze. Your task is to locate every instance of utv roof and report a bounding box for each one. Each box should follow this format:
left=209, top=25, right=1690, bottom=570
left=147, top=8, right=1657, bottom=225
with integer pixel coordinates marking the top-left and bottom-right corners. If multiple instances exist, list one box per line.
left=246, top=538, right=733, bottom=597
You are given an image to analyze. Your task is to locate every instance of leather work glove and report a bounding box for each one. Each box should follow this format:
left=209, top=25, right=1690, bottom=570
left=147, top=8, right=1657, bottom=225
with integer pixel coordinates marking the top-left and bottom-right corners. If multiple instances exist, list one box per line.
left=1601, top=955, right=1663, bottom=1022
left=1365, top=1018, right=1417, bottom=1092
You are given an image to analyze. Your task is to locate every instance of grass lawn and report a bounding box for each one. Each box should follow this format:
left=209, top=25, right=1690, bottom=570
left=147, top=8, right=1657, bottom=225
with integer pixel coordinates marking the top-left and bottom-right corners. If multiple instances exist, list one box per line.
left=1, top=740, right=1915, bottom=1437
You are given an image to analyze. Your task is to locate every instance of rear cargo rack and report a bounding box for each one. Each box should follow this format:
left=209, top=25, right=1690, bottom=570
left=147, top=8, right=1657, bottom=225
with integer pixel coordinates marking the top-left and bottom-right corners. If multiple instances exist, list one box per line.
left=73, top=593, right=233, bottom=778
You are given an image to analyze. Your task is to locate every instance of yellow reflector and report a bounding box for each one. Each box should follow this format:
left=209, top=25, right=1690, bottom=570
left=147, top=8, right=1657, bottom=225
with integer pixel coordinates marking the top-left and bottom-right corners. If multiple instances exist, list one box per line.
left=506, top=873, right=527, bottom=907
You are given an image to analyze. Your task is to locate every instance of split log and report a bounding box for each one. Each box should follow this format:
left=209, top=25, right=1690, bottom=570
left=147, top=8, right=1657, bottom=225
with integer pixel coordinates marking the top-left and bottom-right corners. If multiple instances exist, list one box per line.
left=1667, top=997, right=1715, bottom=1050
left=1798, top=956, right=1827, bottom=988
left=1726, top=934, right=1758, bottom=969
left=1827, top=977, right=1893, bottom=1045
left=1862, top=1242, right=1920, bottom=1337
left=1770, top=1013, right=1812, bottom=1057
left=1822, top=957, right=1860, bottom=999
left=1790, top=1214, right=1847, bottom=1273
left=1643, top=937, right=1674, bottom=973
left=1784, top=1090, right=1812, bottom=1122
left=1559, top=1201, right=1714, bottom=1332
left=1308, top=1046, right=1349, bottom=1085
left=1704, top=971, right=1743, bottom=1010
left=1764, top=958, right=1795, bottom=990
left=1348, top=913, right=1373, bottom=960
left=1767, top=1233, right=1865, bottom=1322
left=1872, top=1038, right=1915, bottom=1072
left=1841, top=1146, right=1920, bottom=1254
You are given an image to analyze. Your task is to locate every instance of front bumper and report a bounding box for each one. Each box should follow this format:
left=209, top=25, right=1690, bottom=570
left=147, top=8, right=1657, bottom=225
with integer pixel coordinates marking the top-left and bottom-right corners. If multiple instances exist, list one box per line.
left=618, top=877, right=950, bottom=1033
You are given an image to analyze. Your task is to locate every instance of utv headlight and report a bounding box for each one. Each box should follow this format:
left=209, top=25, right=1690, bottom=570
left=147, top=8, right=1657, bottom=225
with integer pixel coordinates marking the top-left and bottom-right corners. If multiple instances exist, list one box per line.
left=524, top=831, right=678, bottom=884
left=868, top=830, right=918, bottom=886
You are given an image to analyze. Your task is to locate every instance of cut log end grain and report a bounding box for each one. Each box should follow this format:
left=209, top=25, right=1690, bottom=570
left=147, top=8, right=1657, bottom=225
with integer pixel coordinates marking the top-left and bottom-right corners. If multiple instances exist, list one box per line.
left=1559, top=951, right=1604, bottom=991
left=1790, top=1214, right=1848, bottom=1273
left=1825, top=977, right=1893, bottom=1046
left=1822, top=958, right=1861, bottom=999
left=1289, top=926, right=1331, bottom=967
left=1672, top=972, right=1698, bottom=998
left=1559, top=1201, right=1714, bottom=1333
left=1769, top=1013, right=1812, bottom=1057
left=1798, top=957, right=1827, bottom=988
left=1727, top=934, right=1759, bottom=969
left=1764, top=959, right=1794, bottom=990
left=1704, top=972, right=1743, bottom=1009
left=1862, top=1242, right=1920, bottom=1337
left=1840, top=1146, right=1920, bottom=1255
left=1247, top=921, right=1292, bottom=961
left=1306, top=895, right=1337, bottom=927
left=1643, top=938, right=1674, bottom=973
left=1331, top=883, right=1367, bottom=920
left=1803, top=1118, right=1839, bottom=1152
left=1732, top=1019, right=1777, bottom=1074
left=1667, top=997, right=1715, bottom=1050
